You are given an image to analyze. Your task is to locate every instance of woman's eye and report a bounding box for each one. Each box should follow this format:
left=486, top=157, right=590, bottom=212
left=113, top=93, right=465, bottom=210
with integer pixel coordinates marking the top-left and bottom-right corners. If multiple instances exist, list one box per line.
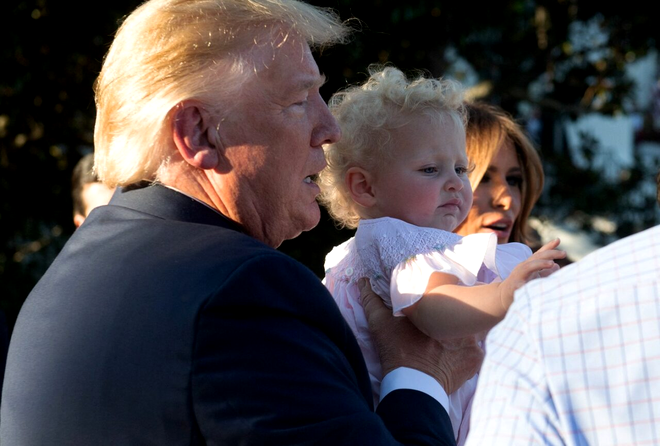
left=507, top=176, right=523, bottom=187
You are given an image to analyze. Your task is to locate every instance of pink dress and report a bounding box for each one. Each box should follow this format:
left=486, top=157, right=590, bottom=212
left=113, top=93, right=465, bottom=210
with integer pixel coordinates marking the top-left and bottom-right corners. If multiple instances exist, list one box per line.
left=323, top=217, right=532, bottom=445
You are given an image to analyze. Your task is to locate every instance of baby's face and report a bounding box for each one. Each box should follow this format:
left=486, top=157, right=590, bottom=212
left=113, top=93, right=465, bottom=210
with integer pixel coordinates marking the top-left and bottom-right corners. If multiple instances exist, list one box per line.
left=369, top=113, right=472, bottom=231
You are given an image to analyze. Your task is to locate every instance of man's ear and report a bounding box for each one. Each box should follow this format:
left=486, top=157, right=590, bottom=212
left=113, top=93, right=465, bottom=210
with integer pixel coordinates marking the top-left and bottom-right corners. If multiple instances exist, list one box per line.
left=171, top=101, right=220, bottom=170
left=346, top=166, right=376, bottom=208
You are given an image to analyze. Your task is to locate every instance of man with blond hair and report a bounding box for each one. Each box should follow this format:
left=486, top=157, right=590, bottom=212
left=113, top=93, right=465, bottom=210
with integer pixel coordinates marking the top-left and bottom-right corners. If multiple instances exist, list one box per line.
left=1, top=1, right=482, bottom=444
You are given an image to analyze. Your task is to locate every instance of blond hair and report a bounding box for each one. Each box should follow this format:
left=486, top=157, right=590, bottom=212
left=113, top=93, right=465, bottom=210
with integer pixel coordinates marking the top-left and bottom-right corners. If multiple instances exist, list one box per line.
left=319, top=65, right=466, bottom=229
left=463, top=102, right=544, bottom=243
left=94, top=0, right=350, bottom=187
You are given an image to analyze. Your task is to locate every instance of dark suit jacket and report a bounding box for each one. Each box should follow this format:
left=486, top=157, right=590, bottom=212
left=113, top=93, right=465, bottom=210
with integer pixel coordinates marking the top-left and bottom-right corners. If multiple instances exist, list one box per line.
left=1, top=184, right=455, bottom=445
left=0, top=310, right=8, bottom=402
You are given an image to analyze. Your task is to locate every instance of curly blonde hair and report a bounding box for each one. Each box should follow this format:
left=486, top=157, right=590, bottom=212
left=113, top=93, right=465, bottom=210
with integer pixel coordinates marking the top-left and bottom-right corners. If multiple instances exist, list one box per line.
left=94, top=0, right=350, bottom=187
left=318, top=65, right=466, bottom=228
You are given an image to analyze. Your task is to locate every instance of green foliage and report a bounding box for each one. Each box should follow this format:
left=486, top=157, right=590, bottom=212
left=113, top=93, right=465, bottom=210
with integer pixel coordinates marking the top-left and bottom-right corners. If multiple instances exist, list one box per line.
left=1, top=0, right=143, bottom=329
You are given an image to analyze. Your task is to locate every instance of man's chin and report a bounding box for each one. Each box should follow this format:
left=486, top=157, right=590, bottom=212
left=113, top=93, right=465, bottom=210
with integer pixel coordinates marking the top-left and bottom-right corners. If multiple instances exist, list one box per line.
left=279, top=206, right=321, bottom=244
left=302, top=205, right=321, bottom=232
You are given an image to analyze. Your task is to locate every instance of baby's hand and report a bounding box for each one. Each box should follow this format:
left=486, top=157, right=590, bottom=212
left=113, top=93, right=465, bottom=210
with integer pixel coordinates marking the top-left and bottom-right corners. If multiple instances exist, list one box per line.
left=499, top=238, right=566, bottom=309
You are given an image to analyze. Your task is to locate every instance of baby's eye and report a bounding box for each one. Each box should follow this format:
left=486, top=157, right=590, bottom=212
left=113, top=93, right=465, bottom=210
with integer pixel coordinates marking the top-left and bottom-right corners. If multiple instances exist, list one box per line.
left=420, top=167, right=438, bottom=174
left=455, top=166, right=469, bottom=176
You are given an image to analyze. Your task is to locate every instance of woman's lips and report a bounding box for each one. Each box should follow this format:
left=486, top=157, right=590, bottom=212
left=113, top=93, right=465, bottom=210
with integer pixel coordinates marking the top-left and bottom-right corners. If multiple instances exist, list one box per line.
left=484, top=222, right=510, bottom=231
left=482, top=220, right=512, bottom=239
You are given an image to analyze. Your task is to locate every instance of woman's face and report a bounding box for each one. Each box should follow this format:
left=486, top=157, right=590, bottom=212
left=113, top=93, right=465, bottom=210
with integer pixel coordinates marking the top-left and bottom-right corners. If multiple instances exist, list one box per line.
left=456, top=139, right=523, bottom=244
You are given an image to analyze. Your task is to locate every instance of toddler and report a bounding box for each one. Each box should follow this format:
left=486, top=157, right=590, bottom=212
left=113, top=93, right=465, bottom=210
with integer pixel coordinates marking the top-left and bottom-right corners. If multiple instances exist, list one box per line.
left=319, top=66, right=564, bottom=445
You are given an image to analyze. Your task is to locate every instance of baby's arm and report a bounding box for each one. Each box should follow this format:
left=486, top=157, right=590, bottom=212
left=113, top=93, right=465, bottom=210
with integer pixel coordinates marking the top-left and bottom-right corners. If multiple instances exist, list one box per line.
left=402, top=239, right=566, bottom=340
left=401, top=273, right=505, bottom=340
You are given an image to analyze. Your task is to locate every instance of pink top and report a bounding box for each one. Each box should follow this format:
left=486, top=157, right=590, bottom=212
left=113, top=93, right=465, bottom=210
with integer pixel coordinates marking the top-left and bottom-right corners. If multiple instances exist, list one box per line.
left=323, top=217, right=532, bottom=445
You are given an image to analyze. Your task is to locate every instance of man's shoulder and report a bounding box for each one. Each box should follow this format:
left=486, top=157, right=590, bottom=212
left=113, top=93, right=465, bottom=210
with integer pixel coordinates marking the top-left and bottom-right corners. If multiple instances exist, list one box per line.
left=194, top=224, right=313, bottom=274
left=586, top=224, right=660, bottom=260
left=558, top=223, right=660, bottom=284
left=514, top=224, right=660, bottom=317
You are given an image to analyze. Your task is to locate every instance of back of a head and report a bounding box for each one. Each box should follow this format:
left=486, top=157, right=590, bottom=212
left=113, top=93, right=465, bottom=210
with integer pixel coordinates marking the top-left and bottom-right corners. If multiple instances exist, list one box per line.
left=94, top=0, right=350, bottom=188
left=319, top=65, right=466, bottom=229
left=71, top=153, right=98, bottom=218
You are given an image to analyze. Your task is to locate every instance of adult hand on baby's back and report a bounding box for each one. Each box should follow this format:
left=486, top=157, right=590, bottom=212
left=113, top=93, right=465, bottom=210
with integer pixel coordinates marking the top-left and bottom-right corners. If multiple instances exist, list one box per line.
left=359, top=278, right=484, bottom=395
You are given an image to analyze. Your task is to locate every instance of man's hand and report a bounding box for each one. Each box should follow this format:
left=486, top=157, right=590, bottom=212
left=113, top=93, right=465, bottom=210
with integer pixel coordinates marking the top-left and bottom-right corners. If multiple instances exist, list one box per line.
left=359, top=278, right=484, bottom=395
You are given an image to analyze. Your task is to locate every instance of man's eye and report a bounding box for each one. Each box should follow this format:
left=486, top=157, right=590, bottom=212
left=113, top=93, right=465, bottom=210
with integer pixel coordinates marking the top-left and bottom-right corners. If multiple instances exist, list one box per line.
left=292, top=95, right=309, bottom=107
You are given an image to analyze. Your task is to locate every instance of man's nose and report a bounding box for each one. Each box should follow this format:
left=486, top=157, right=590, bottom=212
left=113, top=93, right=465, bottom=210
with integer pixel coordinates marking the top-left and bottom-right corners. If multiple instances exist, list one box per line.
left=312, top=96, right=341, bottom=147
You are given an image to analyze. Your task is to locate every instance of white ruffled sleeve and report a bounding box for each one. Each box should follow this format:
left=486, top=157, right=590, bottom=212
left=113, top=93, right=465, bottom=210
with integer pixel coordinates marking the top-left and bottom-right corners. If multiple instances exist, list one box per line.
left=391, top=237, right=533, bottom=315
left=351, top=218, right=533, bottom=318
left=390, top=232, right=499, bottom=316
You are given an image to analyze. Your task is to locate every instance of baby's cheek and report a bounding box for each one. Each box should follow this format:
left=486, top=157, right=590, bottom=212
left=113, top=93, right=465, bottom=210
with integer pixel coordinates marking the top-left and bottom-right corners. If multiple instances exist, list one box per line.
left=462, top=190, right=474, bottom=216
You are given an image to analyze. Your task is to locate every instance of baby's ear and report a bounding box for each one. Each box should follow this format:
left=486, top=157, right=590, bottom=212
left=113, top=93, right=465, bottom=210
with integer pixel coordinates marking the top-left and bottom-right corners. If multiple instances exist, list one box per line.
left=346, top=167, right=376, bottom=208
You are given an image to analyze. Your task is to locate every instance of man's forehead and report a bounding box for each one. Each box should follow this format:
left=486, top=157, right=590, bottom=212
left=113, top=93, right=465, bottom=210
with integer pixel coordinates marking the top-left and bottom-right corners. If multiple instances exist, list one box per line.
left=253, top=39, right=323, bottom=88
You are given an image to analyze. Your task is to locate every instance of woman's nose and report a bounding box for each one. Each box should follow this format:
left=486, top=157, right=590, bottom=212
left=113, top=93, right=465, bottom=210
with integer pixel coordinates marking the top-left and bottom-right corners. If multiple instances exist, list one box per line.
left=492, top=185, right=513, bottom=209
